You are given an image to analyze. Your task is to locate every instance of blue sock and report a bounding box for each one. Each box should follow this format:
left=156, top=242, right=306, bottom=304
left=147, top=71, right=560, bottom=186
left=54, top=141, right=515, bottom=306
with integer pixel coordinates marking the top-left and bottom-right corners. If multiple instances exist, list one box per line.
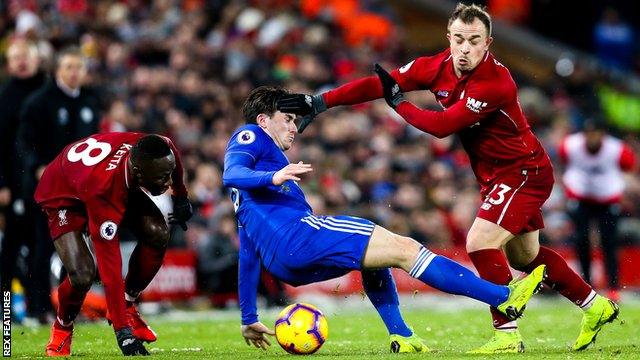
left=362, top=269, right=412, bottom=337
left=410, top=247, right=509, bottom=307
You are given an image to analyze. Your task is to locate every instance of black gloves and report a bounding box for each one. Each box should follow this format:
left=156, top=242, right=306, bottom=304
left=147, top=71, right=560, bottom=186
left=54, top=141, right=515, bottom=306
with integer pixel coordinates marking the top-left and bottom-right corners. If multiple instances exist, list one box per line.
left=116, top=327, right=149, bottom=356
left=169, top=196, right=193, bottom=231
left=276, top=93, right=327, bottom=133
left=374, top=63, right=405, bottom=109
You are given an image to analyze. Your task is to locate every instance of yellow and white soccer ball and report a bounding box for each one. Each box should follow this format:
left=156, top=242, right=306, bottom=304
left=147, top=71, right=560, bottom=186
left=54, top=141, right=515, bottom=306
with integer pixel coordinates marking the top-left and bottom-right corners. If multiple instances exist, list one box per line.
left=275, top=303, right=329, bottom=354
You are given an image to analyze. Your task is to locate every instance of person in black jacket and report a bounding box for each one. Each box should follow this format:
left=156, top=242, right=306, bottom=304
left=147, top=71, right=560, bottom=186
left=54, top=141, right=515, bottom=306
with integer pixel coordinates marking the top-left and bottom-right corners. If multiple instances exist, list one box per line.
left=0, top=39, right=46, bottom=321
left=15, top=45, right=100, bottom=323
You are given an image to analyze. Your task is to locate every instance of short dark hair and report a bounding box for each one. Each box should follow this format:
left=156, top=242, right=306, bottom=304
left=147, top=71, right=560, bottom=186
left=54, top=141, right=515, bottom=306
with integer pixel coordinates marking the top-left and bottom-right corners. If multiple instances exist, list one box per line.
left=131, top=135, right=172, bottom=163
left=55, top=45, right=85, bottom=70
left=582, top=116, right=608, bottom=132
left=448, top=3, right=492, bottom=37
left=241, top=86, right=289, bottom=124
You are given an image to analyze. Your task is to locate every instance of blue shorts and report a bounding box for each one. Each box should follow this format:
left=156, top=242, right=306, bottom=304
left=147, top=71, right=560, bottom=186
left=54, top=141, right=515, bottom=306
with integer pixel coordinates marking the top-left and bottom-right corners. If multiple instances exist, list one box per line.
left=266, top=214, right=375, bottom=286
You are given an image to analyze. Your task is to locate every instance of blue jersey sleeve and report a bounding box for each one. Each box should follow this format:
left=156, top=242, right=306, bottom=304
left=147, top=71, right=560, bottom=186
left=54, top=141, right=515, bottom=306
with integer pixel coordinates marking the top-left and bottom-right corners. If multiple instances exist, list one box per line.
left=238, top=226, right=261, bottom=325
left=223, top=126, right=276, bottom=190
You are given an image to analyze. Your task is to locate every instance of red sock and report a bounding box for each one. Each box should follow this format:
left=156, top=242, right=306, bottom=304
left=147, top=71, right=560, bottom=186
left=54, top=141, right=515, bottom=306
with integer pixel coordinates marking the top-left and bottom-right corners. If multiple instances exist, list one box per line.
left=125, top=243, right=166, bottom=298
left=56, top=276, right=88, bottom=325
left=514, top=246, right=592, bottom=306
left=468, top=249, right=516, bottom=329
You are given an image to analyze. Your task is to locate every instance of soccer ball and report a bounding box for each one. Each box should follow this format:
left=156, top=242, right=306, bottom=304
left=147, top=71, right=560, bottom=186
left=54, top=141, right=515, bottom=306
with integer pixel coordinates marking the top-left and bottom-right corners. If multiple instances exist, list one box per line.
left=275, top=303, right=328, bottom=354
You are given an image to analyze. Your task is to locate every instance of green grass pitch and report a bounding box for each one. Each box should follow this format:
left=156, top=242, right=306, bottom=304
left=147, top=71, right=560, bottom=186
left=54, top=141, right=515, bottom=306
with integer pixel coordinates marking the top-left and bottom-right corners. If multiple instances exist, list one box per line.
left=10, top=297, right=640, bottom=359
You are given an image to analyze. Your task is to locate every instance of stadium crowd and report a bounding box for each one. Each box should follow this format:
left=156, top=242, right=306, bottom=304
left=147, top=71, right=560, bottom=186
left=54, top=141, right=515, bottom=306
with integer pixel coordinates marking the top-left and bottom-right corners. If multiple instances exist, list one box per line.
left=0, top=0, right=639, bottom=314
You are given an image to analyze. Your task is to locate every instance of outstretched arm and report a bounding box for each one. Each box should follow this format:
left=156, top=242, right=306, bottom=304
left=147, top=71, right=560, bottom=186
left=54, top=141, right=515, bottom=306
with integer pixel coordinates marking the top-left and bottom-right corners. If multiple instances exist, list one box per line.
left=224, top=151, right=312, bottom=189
left=238, top=227, right=275, bottom=350
left=375, top=64, right=506, bottom=138
left=223, top=151, right=276, bottom=190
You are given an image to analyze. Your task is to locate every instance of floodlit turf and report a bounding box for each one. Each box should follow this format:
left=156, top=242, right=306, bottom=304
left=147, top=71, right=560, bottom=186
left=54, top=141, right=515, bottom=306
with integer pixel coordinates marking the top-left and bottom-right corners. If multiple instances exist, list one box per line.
left=10, top=297, right=640, bottom=359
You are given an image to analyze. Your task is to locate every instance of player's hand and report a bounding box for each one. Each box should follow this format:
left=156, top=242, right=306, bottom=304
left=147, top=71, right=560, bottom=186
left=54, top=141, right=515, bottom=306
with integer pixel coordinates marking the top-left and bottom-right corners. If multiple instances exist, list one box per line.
left=241, top=322, right=275, bottom=350
left=276, top=94, right=327, bottom=133
left=272, top=161, right=313, bottom=186
left=374, top=63, right=405, bottom=109
left=169, top=196, right=193, bottom=231
left=116, top=327, right=150, bottom=356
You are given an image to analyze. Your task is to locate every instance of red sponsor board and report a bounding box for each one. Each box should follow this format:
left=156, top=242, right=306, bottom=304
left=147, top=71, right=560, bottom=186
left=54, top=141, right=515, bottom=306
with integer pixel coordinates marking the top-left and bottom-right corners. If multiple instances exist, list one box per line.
left=141, top=250, right=198, bottom=301
left=285, top=247, right=640, bottom=296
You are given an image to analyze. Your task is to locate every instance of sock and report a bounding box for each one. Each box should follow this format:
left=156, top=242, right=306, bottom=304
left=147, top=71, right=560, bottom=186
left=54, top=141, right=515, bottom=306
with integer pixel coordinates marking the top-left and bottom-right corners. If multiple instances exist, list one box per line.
left=56, top=276, right=88, bottom=326
left=362, top=269, right=412, bottom=337
left=515, top=246, right=592, bottom=306
left=579, top=290, right=597, bottom=311
left=125, top=243, right=166, bottom=297
left=468, top=249, right=516, bottom=330
left=55, top=317, right=73, bottom=330
left=410, top=247, right=509, bottom=308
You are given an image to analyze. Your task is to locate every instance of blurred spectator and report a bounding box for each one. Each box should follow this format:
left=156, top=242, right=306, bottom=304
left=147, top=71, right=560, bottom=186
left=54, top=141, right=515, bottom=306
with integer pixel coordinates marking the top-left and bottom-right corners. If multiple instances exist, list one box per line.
left=488, top=0, right=531, bottom=25
left=0, top=0, right=639, bottom=301
left=196, top=214, right=239, bottom=307
left=0, top=38, right=45, bottom=322
left=197, top=213, right=290, bottom=308
left=559, top=117, right=637, bottom=301
left=593, top=8, right=634, bottom=72
left=15, top=45, right=99, bottom=323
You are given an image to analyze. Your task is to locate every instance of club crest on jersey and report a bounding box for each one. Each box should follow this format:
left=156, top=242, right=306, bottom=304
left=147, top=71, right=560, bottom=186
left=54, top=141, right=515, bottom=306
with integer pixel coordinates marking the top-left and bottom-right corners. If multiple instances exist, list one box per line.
left=466, top=97, right=488, bottom=113
left=237, top=130, right=256, bottom=144
left=100, top=221, right=117, bottom=240
left=58, top=209, right=68, bottom=226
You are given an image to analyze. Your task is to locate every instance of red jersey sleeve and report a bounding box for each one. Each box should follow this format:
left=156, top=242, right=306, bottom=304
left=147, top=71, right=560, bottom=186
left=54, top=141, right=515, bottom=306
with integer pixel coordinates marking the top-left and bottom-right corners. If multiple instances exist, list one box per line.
left=619, top=143, right=636, bottom=172
left=85, top=195, right=128, bottom=330
left=395, top=78, right=512, bottom=138
left=162, top=136, right=188, bottom=198
left=322, top=53, right=443, bottom=108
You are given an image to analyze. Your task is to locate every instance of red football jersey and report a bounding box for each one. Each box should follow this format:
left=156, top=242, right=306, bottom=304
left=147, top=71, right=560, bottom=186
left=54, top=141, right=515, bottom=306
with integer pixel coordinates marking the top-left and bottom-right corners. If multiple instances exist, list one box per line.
left=324, top=49, right=552, bottom=191
left=35, top=132, right=187, bottom=330
left=36, top=132, right=187, bottom=238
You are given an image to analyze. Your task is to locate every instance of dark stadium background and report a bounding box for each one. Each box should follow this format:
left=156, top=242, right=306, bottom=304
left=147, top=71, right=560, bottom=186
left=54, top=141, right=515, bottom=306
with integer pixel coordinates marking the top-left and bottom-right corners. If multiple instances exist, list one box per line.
left=1, top=0, right=639, bottom=323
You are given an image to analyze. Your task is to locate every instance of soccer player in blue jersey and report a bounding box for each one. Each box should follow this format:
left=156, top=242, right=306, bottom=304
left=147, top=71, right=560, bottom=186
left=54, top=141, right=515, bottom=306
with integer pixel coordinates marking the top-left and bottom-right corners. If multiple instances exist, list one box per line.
left=223, top=86, right=547, bottom=353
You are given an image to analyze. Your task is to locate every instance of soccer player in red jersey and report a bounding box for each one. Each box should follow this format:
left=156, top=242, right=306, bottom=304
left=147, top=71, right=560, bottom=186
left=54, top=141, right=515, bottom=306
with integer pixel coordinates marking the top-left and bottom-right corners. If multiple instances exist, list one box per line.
left=278, top=3, right=618, bottom=353
left=36, top=133, right=192, bottom=356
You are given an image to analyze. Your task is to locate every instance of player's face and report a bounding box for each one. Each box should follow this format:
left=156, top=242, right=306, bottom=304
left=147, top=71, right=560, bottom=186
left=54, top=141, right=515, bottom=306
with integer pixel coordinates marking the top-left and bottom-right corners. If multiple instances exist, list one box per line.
left=585, top=129, right=605, bottom=153
left=447, top=18, right=492, bottom=76
left=7, top=42, right=39, bottom=79
left=56, top=55, right=87, bottom=90
left=261, top=111, right=297, bottom=151
left=137, top=154, right=176, bottom=196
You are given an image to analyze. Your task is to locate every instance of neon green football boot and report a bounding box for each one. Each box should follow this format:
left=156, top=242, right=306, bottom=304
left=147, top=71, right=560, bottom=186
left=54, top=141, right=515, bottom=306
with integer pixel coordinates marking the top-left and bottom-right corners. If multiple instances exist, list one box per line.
left=496, top=264, right=547, bottom=320
left=467, top=329, right=525, bottom=354
left=572, top=295, right=619, bottom=351
left=389, top=332, right=430, bottom=353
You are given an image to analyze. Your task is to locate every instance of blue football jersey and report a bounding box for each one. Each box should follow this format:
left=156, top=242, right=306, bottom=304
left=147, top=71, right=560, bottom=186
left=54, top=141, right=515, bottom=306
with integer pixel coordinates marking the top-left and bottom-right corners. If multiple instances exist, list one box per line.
left=223, top=124, right=312, bottom=266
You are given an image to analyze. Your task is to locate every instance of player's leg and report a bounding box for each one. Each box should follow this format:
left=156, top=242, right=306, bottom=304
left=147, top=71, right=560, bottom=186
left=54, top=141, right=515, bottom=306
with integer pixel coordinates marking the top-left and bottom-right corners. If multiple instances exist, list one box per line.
left=466, top=170, right=555, bottom=354
left=363, top=225, right=544, bottom=315
left=270, top=215, right=428, bottom=353
left=506, top=230, right=619, bottom=351
left=121, top=190, right=170, bottom=342
left=361, top=269, right=410, bottom=335
left=47, top=230, right=96, bottom=356
left=361, top=268, right=431, bottom=353
left=569, top=201, right=592, bottom=283
left=598, top=204, right=620, bottom=298
left=465, top=217, right=520, bottom=332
